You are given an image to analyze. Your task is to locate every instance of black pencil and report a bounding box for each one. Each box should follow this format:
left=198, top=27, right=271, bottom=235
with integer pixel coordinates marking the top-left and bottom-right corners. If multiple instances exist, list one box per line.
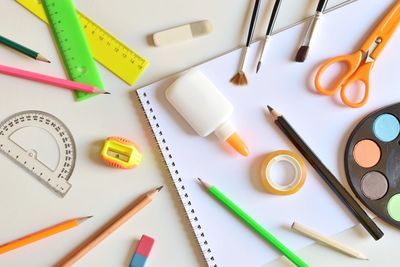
left=266, top=106, right=384, bottom=240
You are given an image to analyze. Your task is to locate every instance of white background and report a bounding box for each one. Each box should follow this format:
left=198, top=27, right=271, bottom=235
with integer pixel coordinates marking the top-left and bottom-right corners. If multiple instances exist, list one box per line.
left=0, top=0, right=399, bottom=266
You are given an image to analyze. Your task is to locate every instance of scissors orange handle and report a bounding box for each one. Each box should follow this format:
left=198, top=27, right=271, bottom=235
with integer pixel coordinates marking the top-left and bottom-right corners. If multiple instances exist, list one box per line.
left=314, top=51, right=363, bottom=96
left=315, top=51, right=373, bottom=108
left=339, top=61, right=373, bottom=108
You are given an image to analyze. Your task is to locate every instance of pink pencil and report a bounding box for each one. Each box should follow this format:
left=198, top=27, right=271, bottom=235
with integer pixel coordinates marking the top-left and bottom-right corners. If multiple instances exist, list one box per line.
left=0, top=64, right=109, bottom=94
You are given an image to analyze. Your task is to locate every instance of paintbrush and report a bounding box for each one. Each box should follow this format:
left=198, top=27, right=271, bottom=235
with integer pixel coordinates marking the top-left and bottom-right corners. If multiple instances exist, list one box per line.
left=295, top=0, right=328, bottom=62
left=256, top=0, right=282, bottom=73
left=230, top=0, right=261, bottom=86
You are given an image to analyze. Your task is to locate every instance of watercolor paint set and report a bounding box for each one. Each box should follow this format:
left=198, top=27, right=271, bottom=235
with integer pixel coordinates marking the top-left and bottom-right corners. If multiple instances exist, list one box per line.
left=345, top=103, right=400, bottom=227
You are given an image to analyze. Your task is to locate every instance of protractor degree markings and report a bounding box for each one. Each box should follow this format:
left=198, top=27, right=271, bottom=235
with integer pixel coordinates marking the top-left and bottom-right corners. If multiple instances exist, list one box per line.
left=0, top=111, right=76, bottom=197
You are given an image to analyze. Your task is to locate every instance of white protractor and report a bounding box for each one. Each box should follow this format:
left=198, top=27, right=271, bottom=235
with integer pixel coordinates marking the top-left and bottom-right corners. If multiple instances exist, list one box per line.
left=0, top=111, right=76, bottom=197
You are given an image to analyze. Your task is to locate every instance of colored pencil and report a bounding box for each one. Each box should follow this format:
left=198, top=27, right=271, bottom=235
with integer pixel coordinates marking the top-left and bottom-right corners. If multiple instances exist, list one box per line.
left=198, top=178, right=309, bottom=267
left=0, top=35, right=50, bottom=63
left=295, top=0, right=328, bottom=62
left=0, top=216, right=91, bottom=254
left=266, top=106, right=384, bottom=240
left=0, top=64, right=109, bottom=94
left=256, top=0, right=283, bottom=73
left=230, top=0, right=261, bottom=86
left=55, top=186, right=163, bottom=267
left=292, top=222, right=368, bottom=260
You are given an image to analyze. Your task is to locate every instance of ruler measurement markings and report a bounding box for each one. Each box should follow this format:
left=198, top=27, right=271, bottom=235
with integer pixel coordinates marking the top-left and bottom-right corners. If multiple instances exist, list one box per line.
left=89, top=22, right=141, bottom=65
left=17, top=0, right=149, bottom=84
left=42, top=0, right=105, bottom=101
left=0, top=111, right=75, bottom=196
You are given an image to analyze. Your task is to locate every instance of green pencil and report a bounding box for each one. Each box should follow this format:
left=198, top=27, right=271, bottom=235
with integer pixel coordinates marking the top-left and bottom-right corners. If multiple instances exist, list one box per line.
left=198, top=178, right=309, bottom=267
left=0, top=35, right=50, bottom=63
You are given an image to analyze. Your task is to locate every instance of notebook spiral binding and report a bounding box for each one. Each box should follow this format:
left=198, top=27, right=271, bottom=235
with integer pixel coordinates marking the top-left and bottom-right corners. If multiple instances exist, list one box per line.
left=137, top=92, right=217, bottom=267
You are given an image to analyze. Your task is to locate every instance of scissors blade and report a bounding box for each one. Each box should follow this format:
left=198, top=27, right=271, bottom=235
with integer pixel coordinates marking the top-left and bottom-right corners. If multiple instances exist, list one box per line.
left=360, top=1, right=400, bottom=60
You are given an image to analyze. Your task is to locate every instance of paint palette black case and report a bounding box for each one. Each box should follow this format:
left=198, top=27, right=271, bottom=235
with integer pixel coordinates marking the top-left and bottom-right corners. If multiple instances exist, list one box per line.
left=345, top=103, right=400, bottom=228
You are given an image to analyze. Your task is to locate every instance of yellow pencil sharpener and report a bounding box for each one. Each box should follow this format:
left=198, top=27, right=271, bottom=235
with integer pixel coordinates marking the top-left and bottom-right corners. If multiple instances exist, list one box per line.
left=101, top=136, right=142, bottom=169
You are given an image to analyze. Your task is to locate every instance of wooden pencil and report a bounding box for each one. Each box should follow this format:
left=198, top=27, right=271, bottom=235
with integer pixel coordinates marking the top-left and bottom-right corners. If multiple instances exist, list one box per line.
left=0, top=217, right=91, bottom=254
left=55, top=186, right=163, bottom=267
left=0, top=35, right=50, bottom=63
left=266, top=106, right=383, bottom=240
left=292, top=222, right=368, bottom=260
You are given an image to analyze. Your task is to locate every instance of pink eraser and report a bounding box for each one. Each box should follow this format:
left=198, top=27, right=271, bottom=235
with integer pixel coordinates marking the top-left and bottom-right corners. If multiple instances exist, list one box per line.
left=135, top=235, right=155, bottom=257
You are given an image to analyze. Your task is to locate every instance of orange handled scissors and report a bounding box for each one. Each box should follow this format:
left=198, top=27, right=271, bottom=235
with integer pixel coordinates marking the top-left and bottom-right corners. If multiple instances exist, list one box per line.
left=315, top=1, right=400, bottom=108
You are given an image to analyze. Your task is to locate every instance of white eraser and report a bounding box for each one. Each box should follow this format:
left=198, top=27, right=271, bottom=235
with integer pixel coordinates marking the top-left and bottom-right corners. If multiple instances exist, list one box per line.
left=152, top=20, right=213, bottom=47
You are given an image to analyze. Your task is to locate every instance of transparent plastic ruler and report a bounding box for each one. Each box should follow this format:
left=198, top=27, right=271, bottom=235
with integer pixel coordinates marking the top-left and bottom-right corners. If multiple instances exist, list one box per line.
left=41, top=0, right=105, bottom=101
left=17, top=0, right=149, bottom=87
left=0, top=111, right=76, bottom=197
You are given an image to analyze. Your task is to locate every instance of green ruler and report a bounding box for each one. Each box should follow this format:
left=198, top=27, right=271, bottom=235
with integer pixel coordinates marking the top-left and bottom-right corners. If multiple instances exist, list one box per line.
left=42, top=0, right=104, bottom=101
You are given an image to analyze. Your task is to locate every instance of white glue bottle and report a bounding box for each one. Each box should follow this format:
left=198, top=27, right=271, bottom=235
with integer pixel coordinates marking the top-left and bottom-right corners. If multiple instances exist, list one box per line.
left=165, top=69, right=249, bottom=157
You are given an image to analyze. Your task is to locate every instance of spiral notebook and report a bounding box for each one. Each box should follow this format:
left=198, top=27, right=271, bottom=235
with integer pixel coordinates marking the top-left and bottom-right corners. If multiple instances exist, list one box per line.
left=136, top=0, right=399, bottom=265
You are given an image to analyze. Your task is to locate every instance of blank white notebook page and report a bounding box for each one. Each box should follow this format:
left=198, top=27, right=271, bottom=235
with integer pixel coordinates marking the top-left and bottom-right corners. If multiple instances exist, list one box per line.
left=137, top=0, right=400, bottom=266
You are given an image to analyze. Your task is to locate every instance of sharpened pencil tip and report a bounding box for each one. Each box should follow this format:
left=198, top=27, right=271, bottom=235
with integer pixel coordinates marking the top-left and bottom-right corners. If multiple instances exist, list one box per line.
left=197, top=178, right=205, bottom=188
left=36, top=54, right=51, bottom=63
left=256, top=61, right=261, bottom=73
left=266, top=106, right=280, bottom=120
left=197, top=178, right=212, bottom=190
left=77, top=216, right=93, bottom=224
left=93, top=89, right=109, bottom=94
left=156, top=185, right=163, bottom=192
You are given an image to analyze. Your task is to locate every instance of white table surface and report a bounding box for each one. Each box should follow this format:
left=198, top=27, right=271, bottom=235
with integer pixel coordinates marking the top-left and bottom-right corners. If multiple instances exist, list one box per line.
left=0, top=0, right=399, bottom=266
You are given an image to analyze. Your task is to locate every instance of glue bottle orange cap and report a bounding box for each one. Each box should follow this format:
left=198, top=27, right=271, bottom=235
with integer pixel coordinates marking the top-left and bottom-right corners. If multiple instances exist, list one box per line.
left=165, top=70, right=249, bottom=157
left=215, top=121, right=249, bottom=157
left=226, top=132, right=249, bottom=157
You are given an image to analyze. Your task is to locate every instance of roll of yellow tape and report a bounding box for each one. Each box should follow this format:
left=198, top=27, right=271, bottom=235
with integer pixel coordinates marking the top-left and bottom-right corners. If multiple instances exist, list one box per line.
left=260, top=150, right=306, bottom=195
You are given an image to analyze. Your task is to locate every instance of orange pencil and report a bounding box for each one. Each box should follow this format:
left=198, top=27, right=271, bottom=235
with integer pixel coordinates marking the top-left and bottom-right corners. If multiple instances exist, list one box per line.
left=0, top=216, right=91, bottom=254
left=56, top=186, right=163, bottom=267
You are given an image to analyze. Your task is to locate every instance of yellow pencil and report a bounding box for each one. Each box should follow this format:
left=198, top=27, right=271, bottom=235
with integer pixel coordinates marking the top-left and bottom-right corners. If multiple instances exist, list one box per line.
left=0, top=216, right=91, bottom=254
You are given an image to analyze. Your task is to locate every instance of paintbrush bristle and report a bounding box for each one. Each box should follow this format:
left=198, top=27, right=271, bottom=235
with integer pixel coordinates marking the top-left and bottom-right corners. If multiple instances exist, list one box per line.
left=229, top=71, right=248, bottom=86
left=256, top=61, right=262, bottom=73
left=295, top=46, right=309, bottom=62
